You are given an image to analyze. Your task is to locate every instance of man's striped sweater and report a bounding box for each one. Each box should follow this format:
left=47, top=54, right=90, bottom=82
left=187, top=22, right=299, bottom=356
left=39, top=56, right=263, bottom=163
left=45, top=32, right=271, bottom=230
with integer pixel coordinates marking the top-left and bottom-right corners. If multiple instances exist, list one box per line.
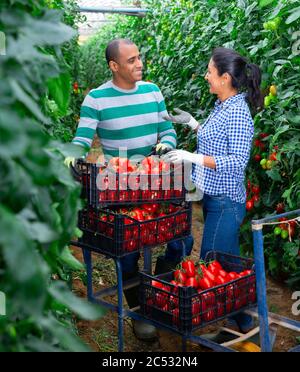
left=72, top=80, right=177, bottom=159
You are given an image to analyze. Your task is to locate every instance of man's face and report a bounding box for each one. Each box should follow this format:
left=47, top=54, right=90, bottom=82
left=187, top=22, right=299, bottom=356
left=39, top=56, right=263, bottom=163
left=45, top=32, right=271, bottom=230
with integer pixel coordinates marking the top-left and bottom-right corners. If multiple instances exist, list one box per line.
left=112, top=43, right=143, bottom=83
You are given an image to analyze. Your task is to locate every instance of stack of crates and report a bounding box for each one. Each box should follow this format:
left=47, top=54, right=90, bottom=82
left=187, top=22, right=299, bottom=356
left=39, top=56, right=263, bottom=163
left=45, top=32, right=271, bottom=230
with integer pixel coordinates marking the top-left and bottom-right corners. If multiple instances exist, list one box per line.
left=74, top=158, right=192, bottom=258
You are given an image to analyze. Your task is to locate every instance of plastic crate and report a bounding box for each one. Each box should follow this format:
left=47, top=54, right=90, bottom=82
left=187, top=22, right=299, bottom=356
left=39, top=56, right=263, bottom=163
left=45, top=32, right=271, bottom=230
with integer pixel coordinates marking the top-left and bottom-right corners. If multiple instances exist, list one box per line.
left=82, top=161, right=187, bottom=208
left=139, top=251, right=256, bottom=334
left=70, top=160, right=90, bottom=200
left=78, top=202, right=192, bottom=258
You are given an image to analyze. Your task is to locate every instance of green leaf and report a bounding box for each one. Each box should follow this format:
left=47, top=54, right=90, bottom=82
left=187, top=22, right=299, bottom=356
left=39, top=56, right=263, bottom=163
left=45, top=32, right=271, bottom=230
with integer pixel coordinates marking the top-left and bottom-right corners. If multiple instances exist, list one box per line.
left=48, top=281, right=106, bottom=320
left=271, top=124, right=289, bottom=143
left=0, top=206, right=49, bottom=283
left=9, top=80, right=49, bottom=123
left=266, top=168, right=282, bottom=182
left=60, top=247, right=84, bottom=271
left=259, top=0, right=276, bottom=8
left=286, top=7, right=300, bottom=25
left=269, top=255, right=279, bottom=272
left=283, top=242, right=299, bottom=258
left=47, top=72, right=71, bottom=116
left=37, top=316, right=90, bottom=352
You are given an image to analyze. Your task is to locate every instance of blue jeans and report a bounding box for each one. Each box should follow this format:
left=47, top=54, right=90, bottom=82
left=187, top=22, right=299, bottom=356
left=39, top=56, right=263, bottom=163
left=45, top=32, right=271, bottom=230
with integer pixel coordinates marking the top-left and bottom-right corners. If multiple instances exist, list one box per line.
left=200, top=194, right=245, bottom=260
left=121, top=235, right=194, bottom=273
left=200, top=194, right=253, bottom=332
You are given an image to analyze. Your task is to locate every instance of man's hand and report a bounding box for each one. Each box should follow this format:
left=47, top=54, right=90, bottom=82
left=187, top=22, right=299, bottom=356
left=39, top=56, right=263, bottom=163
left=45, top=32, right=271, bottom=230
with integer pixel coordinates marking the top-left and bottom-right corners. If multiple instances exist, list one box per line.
left=64, top=156, right=76, bottom=168
left=155, top=143, right=172, bottom=155
left=162, top=150, right=204, bottom=166
left=163, top=108, right=199, bottom=130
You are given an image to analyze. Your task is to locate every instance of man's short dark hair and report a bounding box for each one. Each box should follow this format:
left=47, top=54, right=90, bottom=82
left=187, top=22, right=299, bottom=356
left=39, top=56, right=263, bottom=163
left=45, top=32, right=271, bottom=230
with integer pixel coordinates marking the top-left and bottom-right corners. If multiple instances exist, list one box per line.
left=105, top=39, right=135, bottom=65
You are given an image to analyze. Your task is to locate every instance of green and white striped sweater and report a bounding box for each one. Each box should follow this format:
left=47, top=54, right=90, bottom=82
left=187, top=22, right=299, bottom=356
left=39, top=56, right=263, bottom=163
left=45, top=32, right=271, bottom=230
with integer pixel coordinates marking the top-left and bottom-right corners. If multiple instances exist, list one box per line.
left=72, top=80, right=177, bottom=159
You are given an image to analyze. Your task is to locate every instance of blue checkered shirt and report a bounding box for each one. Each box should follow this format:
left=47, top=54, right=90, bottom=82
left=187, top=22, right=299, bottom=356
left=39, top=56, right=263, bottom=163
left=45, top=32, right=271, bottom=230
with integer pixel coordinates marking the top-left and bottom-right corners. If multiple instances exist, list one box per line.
left=191, top=93, right=254, bottom=203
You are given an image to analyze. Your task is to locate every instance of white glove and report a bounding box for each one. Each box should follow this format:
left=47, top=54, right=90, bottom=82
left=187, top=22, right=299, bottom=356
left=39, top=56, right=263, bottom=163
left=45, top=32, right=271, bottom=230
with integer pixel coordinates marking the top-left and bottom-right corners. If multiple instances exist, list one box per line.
left=155, top=143, right=172, bottom=154
left=64, top=156, right=76, bottom=168
left=162, top=150, right=204, bottom=166
left=163, top=108, right=199, bottom=130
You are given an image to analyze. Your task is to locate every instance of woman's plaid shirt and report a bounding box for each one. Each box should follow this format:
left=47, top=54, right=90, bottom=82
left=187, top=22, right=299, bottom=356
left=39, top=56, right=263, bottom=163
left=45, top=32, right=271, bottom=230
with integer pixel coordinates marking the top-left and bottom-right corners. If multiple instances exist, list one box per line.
left=191, top=93, right=254, bottom=203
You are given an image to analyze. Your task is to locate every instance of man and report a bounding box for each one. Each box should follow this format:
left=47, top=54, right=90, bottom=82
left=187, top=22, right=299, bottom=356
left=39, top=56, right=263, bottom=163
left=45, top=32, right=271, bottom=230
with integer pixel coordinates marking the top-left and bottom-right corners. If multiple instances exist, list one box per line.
left=72, top=39, right=176, bottom=158
left=70, top=39, right=193, bottom=341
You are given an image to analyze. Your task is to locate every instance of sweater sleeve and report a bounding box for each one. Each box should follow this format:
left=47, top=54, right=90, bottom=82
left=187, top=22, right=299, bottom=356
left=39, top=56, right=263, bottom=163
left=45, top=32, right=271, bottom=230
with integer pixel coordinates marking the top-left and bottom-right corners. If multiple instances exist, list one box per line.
left=72, top=92, right=100, bottom=150
left=155, top=87, right=177, bottom=149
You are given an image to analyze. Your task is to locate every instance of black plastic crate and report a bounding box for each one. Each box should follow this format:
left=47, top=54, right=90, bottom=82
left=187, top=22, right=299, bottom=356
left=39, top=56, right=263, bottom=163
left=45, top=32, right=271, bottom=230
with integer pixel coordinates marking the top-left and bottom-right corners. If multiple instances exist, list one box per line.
left=139, top=251, right=256, bottom=334
left=78, top=202, right=192, bottom=258
left=70, top=159, right=90, bottom=200
left=74, top=160, right=187, bottom=207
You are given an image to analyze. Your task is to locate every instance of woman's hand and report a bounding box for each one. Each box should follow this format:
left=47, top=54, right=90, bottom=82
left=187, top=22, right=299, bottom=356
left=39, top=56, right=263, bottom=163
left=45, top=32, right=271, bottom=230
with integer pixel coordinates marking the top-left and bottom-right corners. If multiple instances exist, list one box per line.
left=163, top=108, right=199, bottom=130
left=162, top=150, right=204, bottom=166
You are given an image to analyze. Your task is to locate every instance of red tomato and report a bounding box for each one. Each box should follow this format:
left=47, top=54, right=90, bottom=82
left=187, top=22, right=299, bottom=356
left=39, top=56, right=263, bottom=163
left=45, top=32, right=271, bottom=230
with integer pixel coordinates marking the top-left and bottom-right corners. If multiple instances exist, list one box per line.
left=254, top=139, right=261, bottom=147
left=198, top=276, right=214, bottom=290
left=253, top=194, right=260, bottom=203
left=218, top=269, right=227, bottom=278
left=254, top=154, right=262, bottom=162
left=207, top=261, right=221, bottom=276
left=174, top=270, right=187, bottom=284
left=276, top=203, right=285, bottom=214
left=209, top=260, right=222, bottom=271
left=185, top=277, right=198, bottom=288
left=131, top=208, right=145, bottom=221
left=203, top=268, right=215, bottom=283
left=142, top=203, right=159, bottom=214
left=246, top=199, right=254, bottom=211
left=214, top=275, right=227, bottom=286
left=192, top=299, right=201, bottom=326
left=182, top=259, right=196, bottom=278
left=251, top=185, right=260, bottom=194
left=259, top=132, right=269, bottom=139
left=226, top=272, right=239, bottom=282
left=200, top=291, right=216, bottom=322
left=240, top=270, right=252, bottom=276
left=155, top=292, right=168, bottom=309
left=151, top=280, right=164, bottom=289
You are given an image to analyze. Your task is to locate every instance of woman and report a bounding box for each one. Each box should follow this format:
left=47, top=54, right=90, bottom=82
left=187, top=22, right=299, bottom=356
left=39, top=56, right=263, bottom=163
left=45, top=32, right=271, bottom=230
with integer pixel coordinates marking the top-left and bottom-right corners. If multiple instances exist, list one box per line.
left=163, top=47, right=263, bottom=333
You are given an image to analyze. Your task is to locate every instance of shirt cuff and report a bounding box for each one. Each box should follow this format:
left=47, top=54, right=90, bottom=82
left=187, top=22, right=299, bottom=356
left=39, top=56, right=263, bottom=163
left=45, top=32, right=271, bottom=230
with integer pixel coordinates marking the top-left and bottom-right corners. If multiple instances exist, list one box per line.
left=214, top=156, right=227, bottom=173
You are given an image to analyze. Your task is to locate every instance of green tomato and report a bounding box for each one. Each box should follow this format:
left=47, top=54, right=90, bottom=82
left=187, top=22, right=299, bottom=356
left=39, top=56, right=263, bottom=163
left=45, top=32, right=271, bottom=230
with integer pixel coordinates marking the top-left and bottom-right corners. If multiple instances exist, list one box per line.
left=264, top=95, right=271, bottom=107
left=274, top=227, right=282, bottom=236
left=266, top=160, right=273, bottom=170
left=269, top=85, right=277, bottom=96
left=274, top=17, right=281, bottom=27
left=260, top=158, right=267, bottom=166
left=261, top=152, right=268, bottom=158
left=268, top=21, right=278, bottom=31
left=281, top=230, right=289, bottom=239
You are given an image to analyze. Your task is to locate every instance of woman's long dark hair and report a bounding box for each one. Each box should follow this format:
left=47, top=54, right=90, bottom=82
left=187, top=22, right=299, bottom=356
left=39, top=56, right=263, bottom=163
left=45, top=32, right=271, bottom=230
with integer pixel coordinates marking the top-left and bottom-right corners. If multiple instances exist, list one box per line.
left=211, top=47, right=263, bottom=112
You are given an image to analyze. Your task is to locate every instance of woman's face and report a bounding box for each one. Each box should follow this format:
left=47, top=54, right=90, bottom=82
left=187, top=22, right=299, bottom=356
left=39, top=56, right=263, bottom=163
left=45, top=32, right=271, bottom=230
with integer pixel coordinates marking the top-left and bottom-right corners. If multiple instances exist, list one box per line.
left=205, top=59, right=226, bottom=95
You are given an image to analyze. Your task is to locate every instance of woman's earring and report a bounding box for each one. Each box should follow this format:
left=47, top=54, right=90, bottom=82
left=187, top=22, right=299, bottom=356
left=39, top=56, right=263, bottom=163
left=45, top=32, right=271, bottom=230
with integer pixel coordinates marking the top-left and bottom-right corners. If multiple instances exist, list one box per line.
left=221, top=81, right=225, bottom=85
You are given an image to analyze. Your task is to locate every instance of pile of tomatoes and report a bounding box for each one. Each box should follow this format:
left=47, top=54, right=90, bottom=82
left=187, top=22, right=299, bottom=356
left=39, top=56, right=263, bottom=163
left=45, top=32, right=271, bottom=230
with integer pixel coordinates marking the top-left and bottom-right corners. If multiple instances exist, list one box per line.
left=147, top=258, right=256, bottom=328
left=97, top=156, right=184, bottom=203
left=246, top=180, right=260, bottom=211
left=93, top=203, right=190, bottom=252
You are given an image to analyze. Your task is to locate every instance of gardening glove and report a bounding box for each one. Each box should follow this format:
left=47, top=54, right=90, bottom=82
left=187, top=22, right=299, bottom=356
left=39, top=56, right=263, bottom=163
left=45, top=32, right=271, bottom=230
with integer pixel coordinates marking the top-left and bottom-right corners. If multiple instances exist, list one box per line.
left=162, top=150, right=204, bottom=166
left=64, top=156, right=76, bottom=168
left=163, top=108, right=199, bottom=130
left=155, top=143, right=172, bottom=155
